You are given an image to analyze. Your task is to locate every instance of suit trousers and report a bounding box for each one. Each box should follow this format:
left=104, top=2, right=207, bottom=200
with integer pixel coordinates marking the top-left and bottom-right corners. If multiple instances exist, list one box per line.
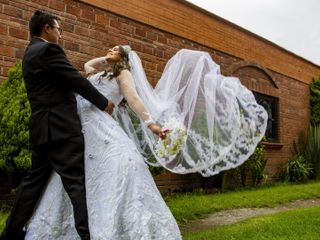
left=0, top=135, right=90, bottom=240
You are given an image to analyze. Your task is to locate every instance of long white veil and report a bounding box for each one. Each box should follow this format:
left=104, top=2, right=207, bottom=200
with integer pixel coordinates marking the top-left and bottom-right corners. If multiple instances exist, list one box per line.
left=114, top=49, right=268, bottom=177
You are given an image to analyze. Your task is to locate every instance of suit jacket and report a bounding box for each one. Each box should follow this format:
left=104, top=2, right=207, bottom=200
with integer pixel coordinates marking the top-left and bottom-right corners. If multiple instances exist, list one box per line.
left=22, top=37, right=108, bottom=145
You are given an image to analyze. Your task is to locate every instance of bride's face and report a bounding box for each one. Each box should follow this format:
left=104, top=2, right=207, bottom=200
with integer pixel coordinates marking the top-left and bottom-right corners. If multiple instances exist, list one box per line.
left=106, top=46, right=122, bottom=63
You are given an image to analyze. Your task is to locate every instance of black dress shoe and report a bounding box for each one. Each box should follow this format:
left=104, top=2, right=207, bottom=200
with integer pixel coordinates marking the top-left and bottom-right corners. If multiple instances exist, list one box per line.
left=0, top=228, right=25, bottom=240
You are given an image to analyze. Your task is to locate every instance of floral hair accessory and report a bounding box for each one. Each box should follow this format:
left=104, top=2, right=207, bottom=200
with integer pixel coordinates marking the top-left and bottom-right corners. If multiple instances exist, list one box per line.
left=121, top=45, right=131, bottom=56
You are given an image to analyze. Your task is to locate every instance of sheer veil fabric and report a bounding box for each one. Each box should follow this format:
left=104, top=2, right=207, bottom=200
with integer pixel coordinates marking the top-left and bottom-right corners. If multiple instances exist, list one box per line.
left=117, top=49, right=268, bottom=177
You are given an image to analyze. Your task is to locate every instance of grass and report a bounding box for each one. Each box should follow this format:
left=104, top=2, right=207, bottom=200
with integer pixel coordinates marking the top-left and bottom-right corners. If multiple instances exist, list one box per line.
left=166, top=181, right=320, bottom=223
left=1, top=181, right=320, bottom=235
left=183, top=205, right=320, bottom=240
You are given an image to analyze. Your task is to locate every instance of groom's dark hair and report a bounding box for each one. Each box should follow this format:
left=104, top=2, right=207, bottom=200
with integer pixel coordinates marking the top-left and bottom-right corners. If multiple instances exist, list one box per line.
left=29, top=10, right=59, bottom=37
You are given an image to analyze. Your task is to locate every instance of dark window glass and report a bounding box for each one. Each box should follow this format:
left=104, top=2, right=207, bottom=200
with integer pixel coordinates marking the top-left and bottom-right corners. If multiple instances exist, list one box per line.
left=254, top=92, right=278, bottom=141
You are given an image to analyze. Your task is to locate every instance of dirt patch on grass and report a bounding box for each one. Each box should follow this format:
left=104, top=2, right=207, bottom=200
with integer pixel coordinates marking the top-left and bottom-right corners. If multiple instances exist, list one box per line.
left=180, top=198, right=320, bottom=233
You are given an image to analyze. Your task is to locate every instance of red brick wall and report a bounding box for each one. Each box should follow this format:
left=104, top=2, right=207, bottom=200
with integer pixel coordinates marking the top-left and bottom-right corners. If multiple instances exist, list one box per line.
left=0, top=0, right=319, bottom=190
left=80, top=0, right=320, bottom=84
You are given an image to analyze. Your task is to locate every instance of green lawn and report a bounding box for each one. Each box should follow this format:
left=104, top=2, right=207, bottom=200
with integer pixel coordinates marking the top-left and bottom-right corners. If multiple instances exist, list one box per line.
left=1, top=181, right=320, bottom=236
left=166, top=181, right=320, bottom=224
left=183, top=205, right=320, bottom=240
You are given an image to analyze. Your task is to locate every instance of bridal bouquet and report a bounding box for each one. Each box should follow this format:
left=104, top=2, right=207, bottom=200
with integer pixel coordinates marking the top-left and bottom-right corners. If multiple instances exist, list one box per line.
left=155, top=118, right=187, bottom=158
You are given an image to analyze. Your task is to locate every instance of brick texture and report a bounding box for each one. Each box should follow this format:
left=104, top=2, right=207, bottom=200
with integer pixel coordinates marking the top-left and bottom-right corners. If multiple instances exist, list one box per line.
left=0, top=0, right=320, bottom=191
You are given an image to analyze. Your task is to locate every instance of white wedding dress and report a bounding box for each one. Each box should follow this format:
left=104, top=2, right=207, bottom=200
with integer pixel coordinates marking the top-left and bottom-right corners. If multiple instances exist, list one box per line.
left=25, top=72, right=182, bottom=240
left=25, top=49, right=267, bottom=240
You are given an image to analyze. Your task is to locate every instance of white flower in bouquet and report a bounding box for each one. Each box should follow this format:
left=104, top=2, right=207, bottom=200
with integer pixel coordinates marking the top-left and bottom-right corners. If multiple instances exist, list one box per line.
left=155, top=118, right=187, bottom=158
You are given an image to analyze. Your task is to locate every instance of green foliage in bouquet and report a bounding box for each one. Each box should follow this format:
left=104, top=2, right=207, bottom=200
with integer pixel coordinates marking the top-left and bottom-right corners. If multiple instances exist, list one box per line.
left=0, top=62, right=31, bottom=186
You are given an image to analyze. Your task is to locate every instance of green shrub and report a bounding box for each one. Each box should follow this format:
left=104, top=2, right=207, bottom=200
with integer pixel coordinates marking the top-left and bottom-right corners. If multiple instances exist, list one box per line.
left=249, top=139, right=268, bottom=186
left=0, top=62, right=31, bottom=186
left=226, top=138, right=267, bottom=187
left=310, top=76, right=320, bottom=126
left=294, top=125, right=320, bottom=180
left=282, top=154, right=313, bottom=182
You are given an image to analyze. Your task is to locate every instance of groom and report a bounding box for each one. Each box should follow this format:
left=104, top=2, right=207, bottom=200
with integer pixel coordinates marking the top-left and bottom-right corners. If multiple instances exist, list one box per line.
left=0, top=11, right=114, bottom=240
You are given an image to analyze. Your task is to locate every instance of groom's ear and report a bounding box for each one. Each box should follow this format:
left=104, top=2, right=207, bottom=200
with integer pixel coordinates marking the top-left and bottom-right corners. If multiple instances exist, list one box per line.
left=42, top=24, right=51, bottom=35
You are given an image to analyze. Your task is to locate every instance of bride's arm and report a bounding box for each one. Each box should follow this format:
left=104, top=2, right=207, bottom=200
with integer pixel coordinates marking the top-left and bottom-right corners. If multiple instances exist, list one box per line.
left=83, top=57, right=115, bottom=114
left=117, top=69, right=166, bottom=139
left=84, top=57, right=107, bottom=75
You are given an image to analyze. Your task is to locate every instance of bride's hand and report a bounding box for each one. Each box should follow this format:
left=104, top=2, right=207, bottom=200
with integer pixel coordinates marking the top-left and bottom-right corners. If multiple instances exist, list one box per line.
left=148, top=123, right=168, bottom=140
left=104, top=101, right=115, bottom=115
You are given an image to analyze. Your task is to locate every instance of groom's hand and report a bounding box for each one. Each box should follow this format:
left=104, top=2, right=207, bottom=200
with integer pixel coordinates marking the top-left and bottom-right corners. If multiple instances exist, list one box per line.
left=104, top=101, right=115, bottom=115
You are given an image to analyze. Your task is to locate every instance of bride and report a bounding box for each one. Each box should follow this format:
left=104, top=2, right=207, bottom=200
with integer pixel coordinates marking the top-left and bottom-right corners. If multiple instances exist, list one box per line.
left=25, top=45, right=267, bottom=239
left=25, top=45, right=181, bottom=240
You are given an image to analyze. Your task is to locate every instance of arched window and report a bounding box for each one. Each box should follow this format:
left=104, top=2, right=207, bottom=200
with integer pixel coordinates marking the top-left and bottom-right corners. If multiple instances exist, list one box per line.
left=226, top=61, right=279, bottom=142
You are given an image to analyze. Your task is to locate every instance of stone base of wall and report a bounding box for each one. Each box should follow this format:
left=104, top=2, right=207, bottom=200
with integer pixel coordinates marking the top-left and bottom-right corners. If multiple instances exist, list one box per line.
left=154, top=171, right=218, bottom=193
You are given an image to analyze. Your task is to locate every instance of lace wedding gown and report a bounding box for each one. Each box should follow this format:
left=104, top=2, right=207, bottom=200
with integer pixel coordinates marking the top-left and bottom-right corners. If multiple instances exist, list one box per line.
left=25, top=48, right=267, bottom=239
left=25, top=72, right=182, bottom=240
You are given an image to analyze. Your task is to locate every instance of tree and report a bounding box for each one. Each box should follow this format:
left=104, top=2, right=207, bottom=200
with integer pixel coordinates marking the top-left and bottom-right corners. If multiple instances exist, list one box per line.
left=0, top=62, right=31, bottom=187
left=310, top=75, right=320, bottom=126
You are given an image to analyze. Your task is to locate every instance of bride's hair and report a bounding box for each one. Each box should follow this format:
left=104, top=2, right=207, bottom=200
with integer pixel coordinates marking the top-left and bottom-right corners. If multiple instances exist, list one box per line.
left=100, top=45, right=131, bottom=80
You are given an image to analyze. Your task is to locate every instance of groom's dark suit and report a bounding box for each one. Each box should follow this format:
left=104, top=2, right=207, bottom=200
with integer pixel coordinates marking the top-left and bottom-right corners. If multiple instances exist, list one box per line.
left=1, top=37, right=108, bottom=240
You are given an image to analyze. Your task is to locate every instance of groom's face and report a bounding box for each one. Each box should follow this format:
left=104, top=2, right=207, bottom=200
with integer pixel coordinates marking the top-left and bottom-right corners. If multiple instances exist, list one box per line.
left=45, top=19, right=62, bottom=44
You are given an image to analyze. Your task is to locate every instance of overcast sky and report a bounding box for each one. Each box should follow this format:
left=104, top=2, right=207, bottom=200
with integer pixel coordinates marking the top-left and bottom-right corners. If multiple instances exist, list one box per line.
left=186, top=0, right=320, bottom=66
